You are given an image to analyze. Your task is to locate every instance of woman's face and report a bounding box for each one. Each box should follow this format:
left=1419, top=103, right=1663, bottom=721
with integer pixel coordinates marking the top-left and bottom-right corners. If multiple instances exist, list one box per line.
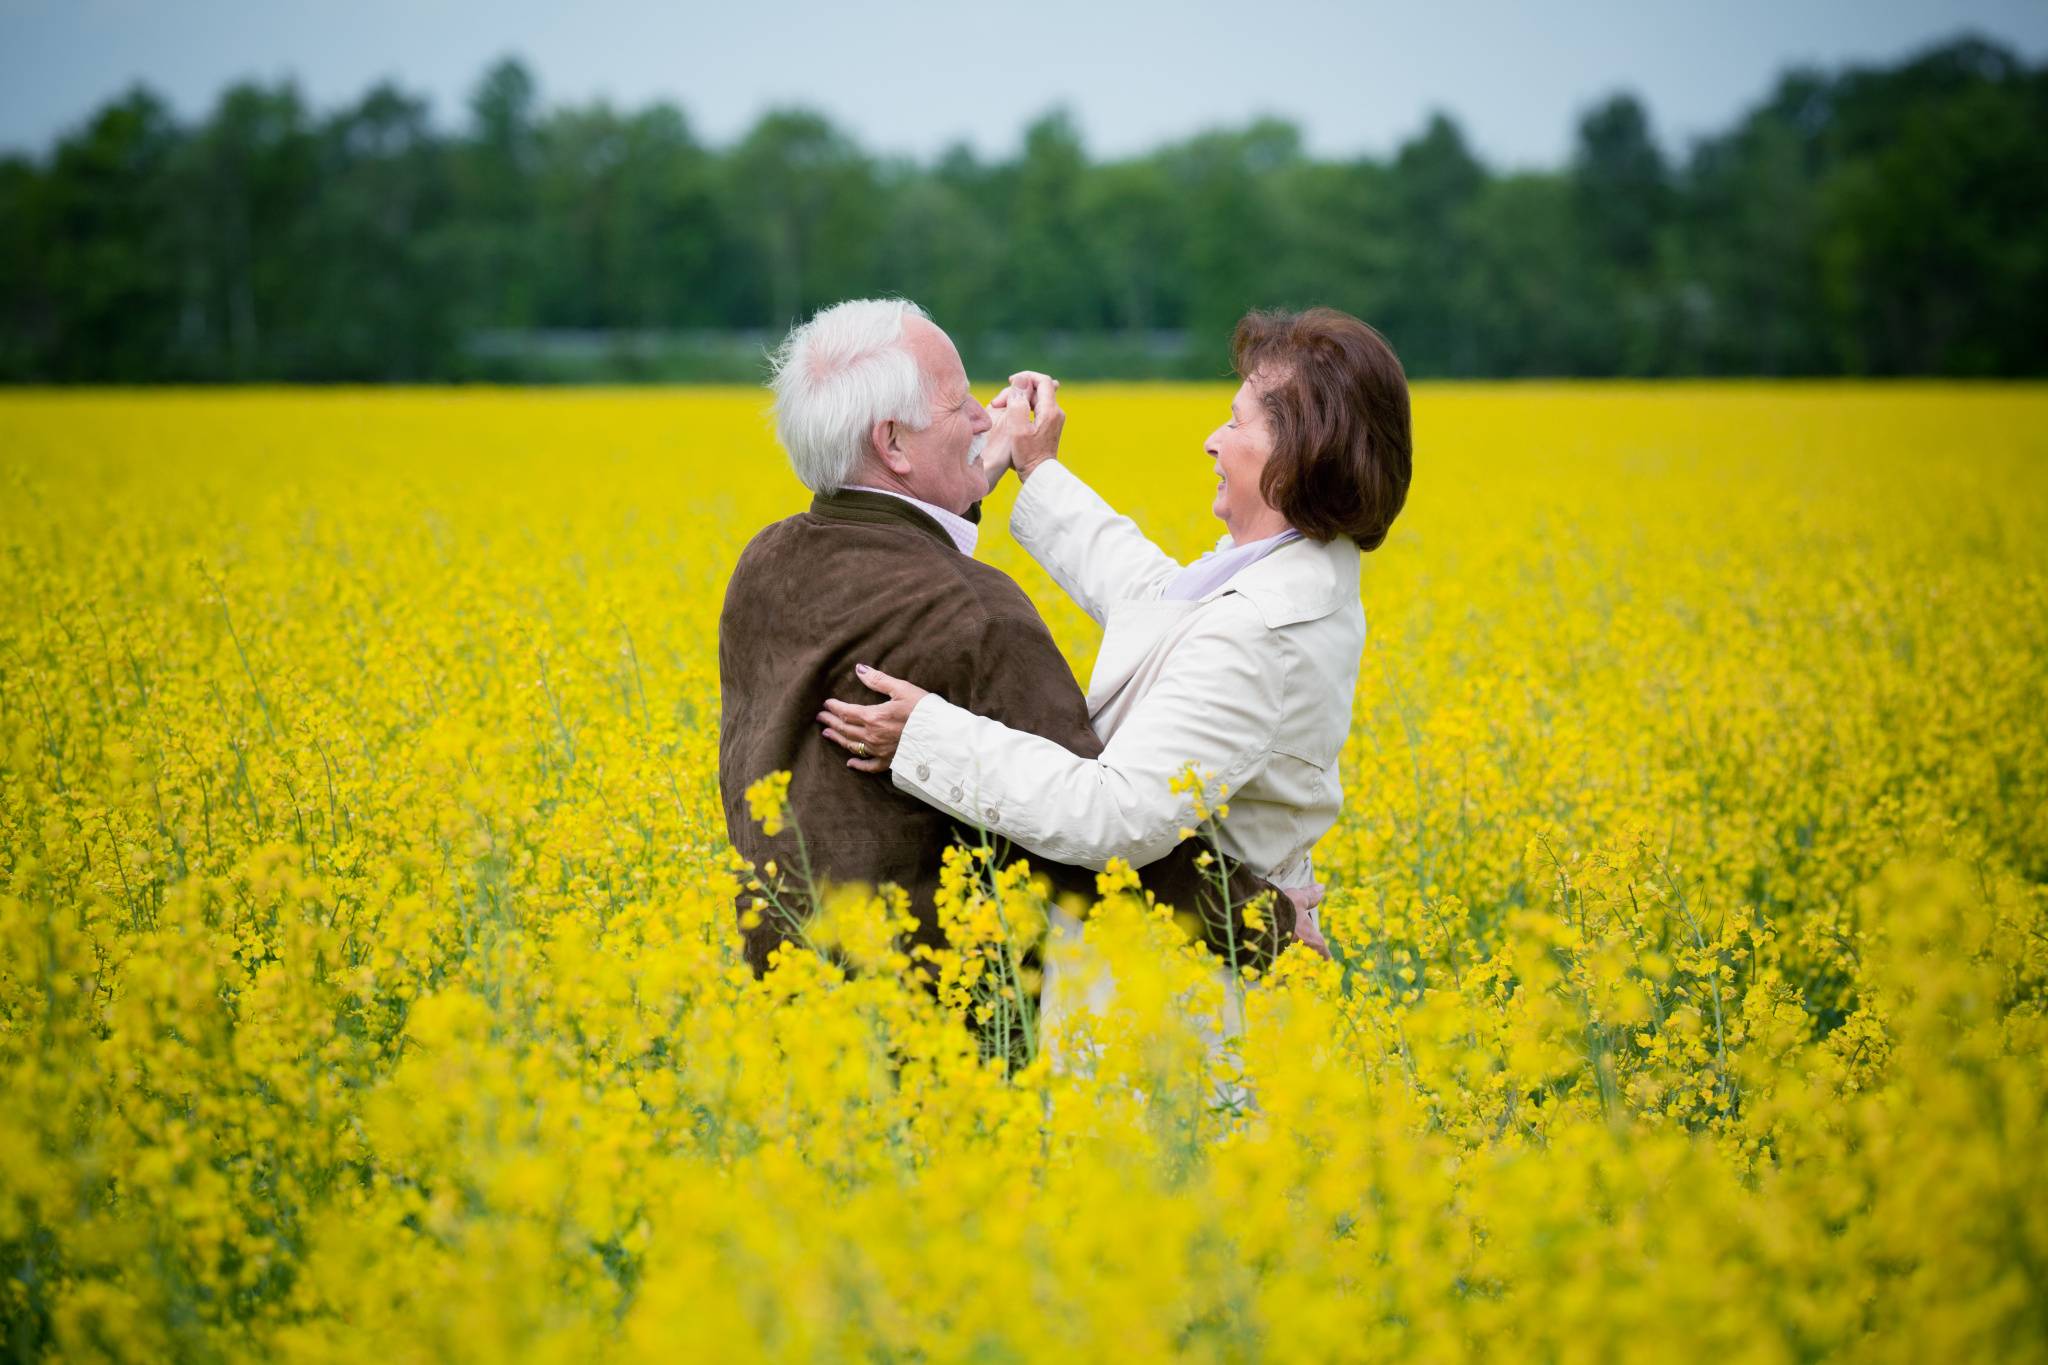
left=1204, top=374, right=1292, bottom=542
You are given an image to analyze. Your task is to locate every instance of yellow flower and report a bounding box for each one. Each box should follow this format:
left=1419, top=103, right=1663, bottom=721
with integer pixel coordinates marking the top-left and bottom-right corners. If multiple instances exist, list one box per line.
left=5, top=384, right=2042, bottom=1362
left=744, top=770, right=792, bottom=837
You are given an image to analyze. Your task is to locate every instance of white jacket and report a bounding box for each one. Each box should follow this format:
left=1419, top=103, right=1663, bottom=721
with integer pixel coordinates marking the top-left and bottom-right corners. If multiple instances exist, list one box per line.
left=892, top=459, right=1365, bottom=887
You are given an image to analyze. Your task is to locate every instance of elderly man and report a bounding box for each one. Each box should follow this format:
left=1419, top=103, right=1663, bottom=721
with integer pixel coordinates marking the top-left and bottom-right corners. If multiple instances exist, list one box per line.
left=718, top=298, right=1286, bottom=979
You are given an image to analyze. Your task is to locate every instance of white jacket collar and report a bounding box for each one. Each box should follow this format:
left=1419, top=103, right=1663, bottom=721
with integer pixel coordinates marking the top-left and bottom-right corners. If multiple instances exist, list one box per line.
left=1197, top=532, right=1359, bottom=628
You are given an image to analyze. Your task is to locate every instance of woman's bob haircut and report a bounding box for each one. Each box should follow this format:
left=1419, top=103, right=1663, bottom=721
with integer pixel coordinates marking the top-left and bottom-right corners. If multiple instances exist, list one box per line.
left=1232, top=307, right=1412, bottom=550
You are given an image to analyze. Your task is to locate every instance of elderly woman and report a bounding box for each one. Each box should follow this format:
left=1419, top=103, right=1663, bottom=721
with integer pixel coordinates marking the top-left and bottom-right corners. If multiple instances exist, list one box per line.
left=820, top=307, right=1411, bottom=964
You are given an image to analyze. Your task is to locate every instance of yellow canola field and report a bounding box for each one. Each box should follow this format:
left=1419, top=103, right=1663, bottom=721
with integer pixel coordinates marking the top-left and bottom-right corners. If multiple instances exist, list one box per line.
left=2, top=385, right=2046, bottom=1361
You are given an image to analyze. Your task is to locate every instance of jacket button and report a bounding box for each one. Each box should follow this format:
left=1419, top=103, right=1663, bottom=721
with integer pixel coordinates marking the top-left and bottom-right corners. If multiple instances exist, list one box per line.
left=949, top=786, right=963, bottom=802
left=985, top=806, right=1001, bottom=823
left=917, top=763, right=931, bottom=781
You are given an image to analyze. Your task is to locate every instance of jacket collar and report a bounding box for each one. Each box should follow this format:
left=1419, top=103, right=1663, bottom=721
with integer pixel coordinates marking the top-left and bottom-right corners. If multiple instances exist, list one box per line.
left=1197, top=532, right=1360, bottom=628
left=810, top=488, right=982, bottom=553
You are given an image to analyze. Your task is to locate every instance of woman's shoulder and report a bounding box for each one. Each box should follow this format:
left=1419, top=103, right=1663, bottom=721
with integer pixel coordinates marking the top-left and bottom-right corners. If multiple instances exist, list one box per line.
left=1209, top=535, right=1362, bottom=632
left=1188, top=558, right=1366, bottom=703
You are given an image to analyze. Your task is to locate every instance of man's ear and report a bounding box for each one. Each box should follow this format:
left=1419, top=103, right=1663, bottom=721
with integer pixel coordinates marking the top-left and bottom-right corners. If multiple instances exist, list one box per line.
left=869, top=419, right=913, bottom=475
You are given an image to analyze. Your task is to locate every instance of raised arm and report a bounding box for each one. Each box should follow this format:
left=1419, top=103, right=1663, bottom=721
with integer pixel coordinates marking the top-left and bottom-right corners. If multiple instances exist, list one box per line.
left=1009, top=460, right=1187, bottom=623
left=986, top=373, right=1184, bottom=623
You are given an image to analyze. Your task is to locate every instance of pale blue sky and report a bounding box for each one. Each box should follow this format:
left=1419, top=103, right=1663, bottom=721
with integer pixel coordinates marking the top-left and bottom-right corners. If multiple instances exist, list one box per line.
left=2, top=0, right=2043, bottom=167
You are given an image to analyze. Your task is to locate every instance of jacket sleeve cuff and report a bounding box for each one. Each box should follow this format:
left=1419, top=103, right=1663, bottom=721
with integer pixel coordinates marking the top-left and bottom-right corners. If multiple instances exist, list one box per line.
left=891, top=693, right=977, bottom=819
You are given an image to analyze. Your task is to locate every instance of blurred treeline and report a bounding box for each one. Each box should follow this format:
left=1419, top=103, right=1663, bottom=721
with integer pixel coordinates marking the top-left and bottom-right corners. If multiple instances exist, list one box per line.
left=2, top=35, right=2042, bottom=383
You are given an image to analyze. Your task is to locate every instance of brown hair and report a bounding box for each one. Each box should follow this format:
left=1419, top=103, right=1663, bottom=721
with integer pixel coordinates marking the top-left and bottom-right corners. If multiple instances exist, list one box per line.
left=1231, top=307, right=1412, bottom=550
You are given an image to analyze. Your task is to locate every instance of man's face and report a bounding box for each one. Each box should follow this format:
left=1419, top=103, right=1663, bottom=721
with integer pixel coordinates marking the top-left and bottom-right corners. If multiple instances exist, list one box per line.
left=888, top=318, right=992, bottom=515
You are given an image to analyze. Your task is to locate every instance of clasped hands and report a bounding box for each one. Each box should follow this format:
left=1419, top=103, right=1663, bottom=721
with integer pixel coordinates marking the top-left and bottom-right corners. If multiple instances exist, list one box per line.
left=977, top=369, right=1065, bottom=494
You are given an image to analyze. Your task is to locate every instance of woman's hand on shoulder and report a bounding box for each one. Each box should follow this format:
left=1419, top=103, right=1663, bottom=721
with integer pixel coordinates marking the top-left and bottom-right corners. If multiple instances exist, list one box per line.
left=819, top=664, right=930, bottom=773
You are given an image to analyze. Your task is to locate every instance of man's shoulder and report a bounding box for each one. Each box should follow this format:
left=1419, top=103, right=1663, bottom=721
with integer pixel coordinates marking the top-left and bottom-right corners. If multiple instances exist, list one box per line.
left=732, top=506, right=934, bottom=563
left=725, top=508, right=879, bottom=593
left=936, top=551, right=1045, bottom=625
left=730, top=508, right=814, bottom=566
left=724, top=514, right=802, bottom=608
left=730, top=508, right=1043, bottom=627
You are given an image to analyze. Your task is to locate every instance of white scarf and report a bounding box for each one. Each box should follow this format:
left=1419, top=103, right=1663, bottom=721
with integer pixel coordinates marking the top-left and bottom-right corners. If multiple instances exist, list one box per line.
left=1162, top=529, right=1302, bottom=600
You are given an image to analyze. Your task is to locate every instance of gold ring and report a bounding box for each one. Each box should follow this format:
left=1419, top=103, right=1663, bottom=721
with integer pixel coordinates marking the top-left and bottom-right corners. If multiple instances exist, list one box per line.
left=852, top=741, right=869, bottom=758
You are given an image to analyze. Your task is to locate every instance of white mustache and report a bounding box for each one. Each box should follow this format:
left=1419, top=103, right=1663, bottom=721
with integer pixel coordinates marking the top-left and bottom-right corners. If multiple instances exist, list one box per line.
left=967, top=431, right=988, bottom=465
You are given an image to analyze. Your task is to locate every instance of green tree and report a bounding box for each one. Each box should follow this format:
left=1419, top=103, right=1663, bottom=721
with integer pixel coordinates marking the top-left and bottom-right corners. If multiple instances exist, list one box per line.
left=458, top=57, right=545, bottom=331
left=2, top=36, right=2044, bottom=382
left=1077, top=155, right=1183, bottom=335
left=873, top=152, right=1001, bottom=336
left=534, top=101, right=723, bottom=330
left=1814, top=40, right=2048, bottom=374
left=1464, top=172, right=1605, bottom=376
left=1163, top=119, right=1300, bottom=346
left=1676, top=71, right=1837, bottom=375
left=178, top=81, right=322, bottom=378
left=999, top=109, right=1101, bottom=333
left=0, top=155, right=50, bottom=378
left=1566, top=93, right=1677, bottom=373
left=38, top=89, right=187, bottom=380
left=1265, top=156, right=1399, bottom=333
left=301, top=83, right=460, bottom=379
left=726, top=110, right=881, bottom=329
left=1380, top=112, right=1487, bottom=375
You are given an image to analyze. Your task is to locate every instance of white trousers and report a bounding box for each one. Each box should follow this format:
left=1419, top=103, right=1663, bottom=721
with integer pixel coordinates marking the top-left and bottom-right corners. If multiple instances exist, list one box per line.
left=1035, top=907, right=1249, bottom=1101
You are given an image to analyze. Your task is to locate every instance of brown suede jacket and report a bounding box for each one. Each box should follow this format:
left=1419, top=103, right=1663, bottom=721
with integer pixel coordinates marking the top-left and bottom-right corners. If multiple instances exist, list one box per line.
left=718, top=489, right=1290, bottom=977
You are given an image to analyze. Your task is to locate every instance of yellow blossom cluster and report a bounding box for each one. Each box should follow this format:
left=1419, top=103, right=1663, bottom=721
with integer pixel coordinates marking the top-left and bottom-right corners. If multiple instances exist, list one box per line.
left=2, top=384, right=2045, bottom=1360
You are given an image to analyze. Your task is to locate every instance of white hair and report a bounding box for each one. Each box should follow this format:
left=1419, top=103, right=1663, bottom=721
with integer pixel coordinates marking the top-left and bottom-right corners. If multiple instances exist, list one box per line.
left=768, top=298, right=935, bottom=494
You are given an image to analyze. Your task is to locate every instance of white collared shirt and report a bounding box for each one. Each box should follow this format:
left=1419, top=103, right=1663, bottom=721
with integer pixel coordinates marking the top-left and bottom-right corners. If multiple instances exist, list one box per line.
left=844, top=485, right=979, bottom=556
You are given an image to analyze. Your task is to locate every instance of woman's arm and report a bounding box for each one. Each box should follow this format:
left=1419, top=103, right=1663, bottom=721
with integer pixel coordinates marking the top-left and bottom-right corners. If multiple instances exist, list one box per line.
left=1009, top=460, right=1187, bottom=624
left=883, top=597, right=1284, bottom=871
left=817, top=611, right=1303, bottom=962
